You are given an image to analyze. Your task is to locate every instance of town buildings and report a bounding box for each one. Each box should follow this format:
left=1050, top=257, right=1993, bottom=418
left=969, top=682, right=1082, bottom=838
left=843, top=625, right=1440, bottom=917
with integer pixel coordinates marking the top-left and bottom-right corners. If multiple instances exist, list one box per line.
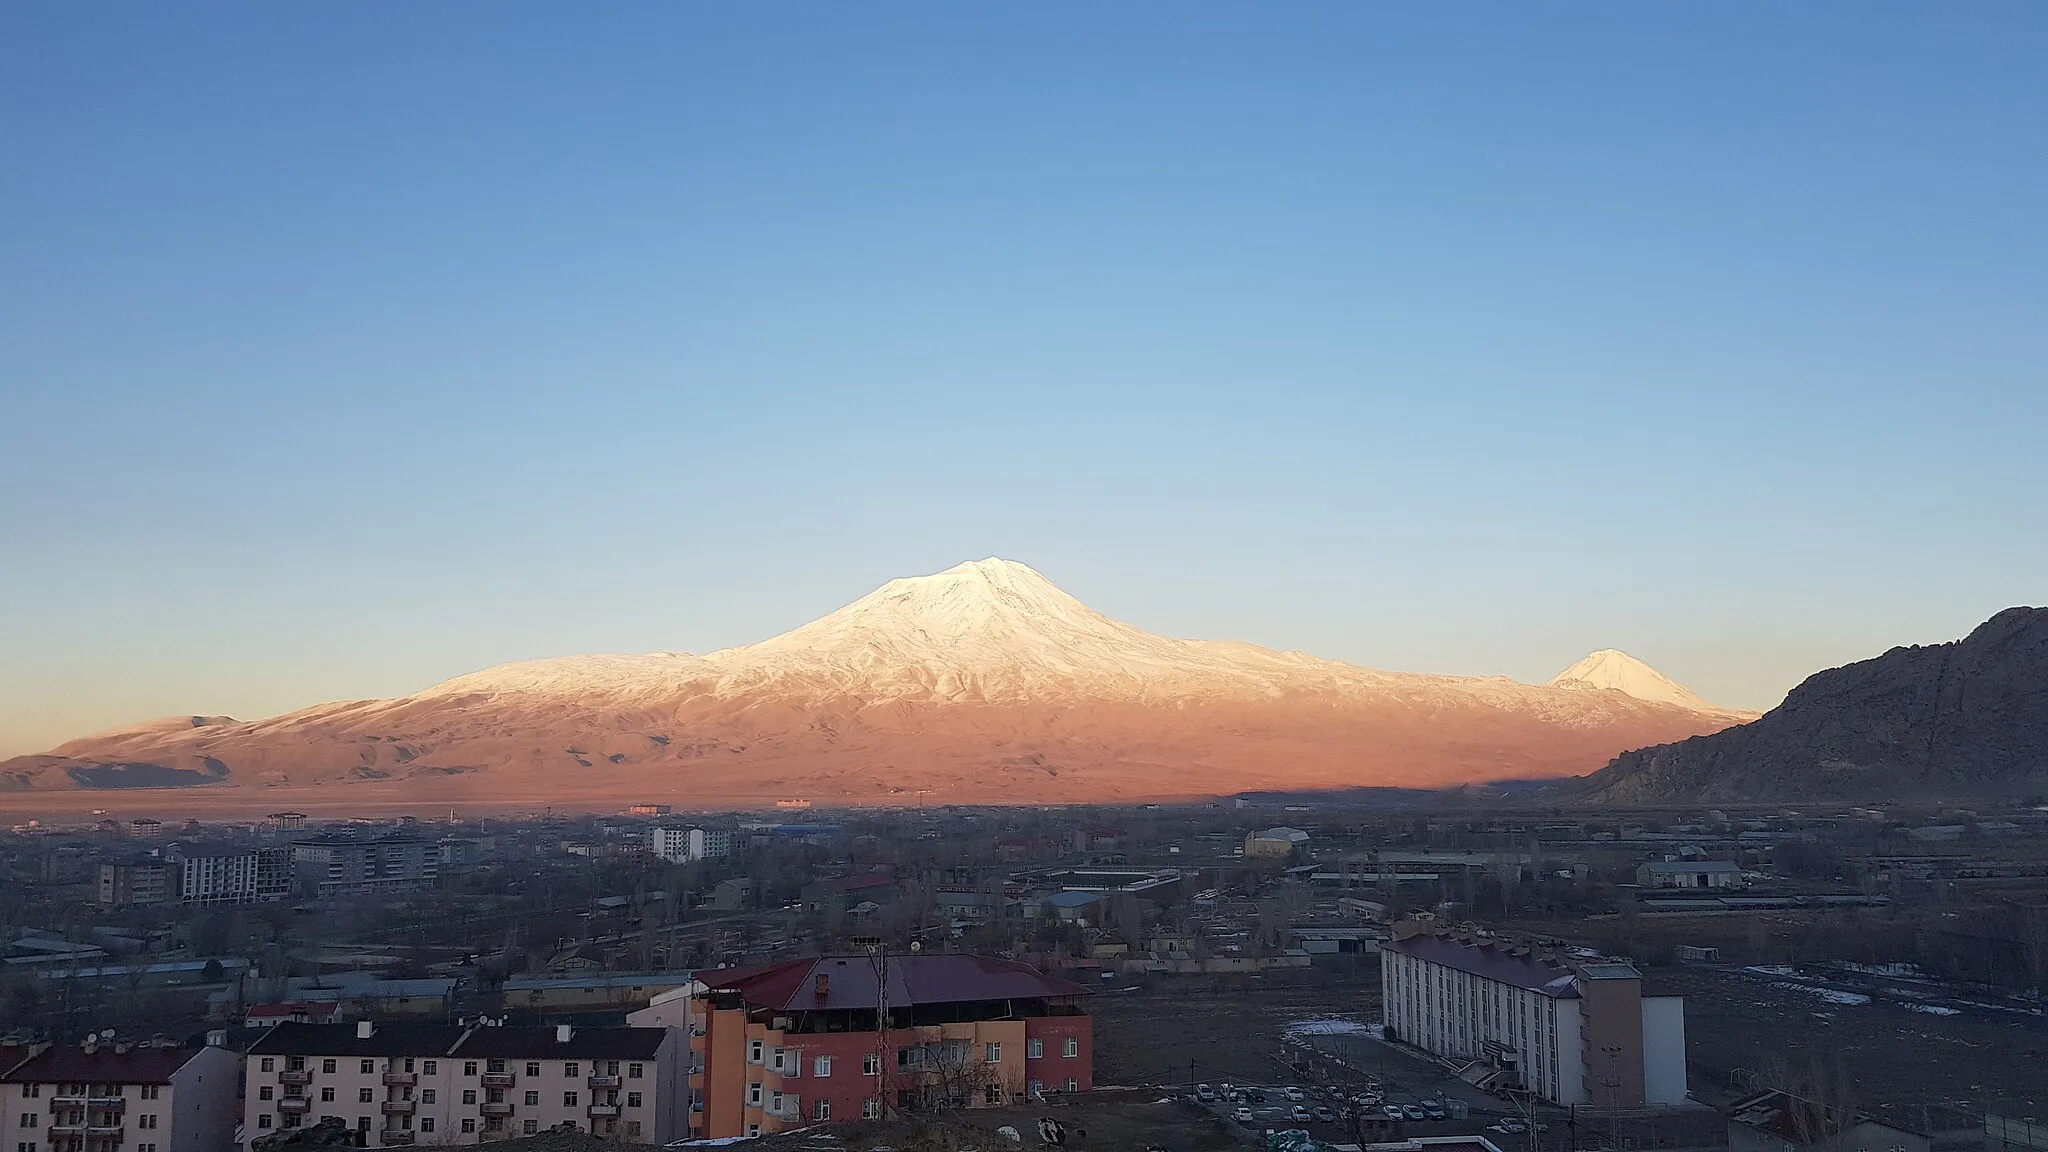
left=289, top=836, right=436, bottom=895
left=648, top=827, right=732, bottom=864
left=1637, top=861, right=1744, bottom=889
left=678, top=954, right=1093, bottom=1139
left=242, top=1021, right=686, bottom=1148
left=1381, top=924, right=1687, bottom=1109
left=96, top=861, right=173, bottom=907
left=0, top=1037, right=240, bottom=1152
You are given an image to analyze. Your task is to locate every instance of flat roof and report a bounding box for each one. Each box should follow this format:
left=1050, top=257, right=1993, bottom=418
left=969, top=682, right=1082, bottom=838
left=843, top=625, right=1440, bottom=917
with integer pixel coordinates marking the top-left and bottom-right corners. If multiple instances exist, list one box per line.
left=1384, top=935, right=1581, bottom=998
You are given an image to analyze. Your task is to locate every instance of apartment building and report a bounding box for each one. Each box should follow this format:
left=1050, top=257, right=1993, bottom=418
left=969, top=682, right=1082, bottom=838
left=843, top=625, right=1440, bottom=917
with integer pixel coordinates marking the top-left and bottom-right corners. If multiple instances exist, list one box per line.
left=1381, top=924, right=1687, bottom=1109
left=0, top=1037, right=239, bottom=1152
left=288, top=836, right=436, bottom=895
left=648, top=827, right=731, bottom=864
left=678, top=954, right=1092, bottom=1140
left=243, top=1021, right=686, bottom=1148
left=160, top=844, right=292, bottom=904
left=96, top=861, right=173, bottom=907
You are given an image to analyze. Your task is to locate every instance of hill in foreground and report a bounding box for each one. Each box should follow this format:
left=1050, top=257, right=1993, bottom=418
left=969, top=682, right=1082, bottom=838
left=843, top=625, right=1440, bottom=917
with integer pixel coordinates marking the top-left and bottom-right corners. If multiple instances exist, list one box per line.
left=1578, top=606, right=2048, bottom=803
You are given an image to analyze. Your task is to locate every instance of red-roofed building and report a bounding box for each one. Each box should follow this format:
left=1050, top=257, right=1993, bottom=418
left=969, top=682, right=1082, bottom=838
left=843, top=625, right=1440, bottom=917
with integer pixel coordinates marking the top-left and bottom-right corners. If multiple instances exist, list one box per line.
left=677, top=954, right=1091, bottom=1139
left=0, top=1038, right=239, bottom=1152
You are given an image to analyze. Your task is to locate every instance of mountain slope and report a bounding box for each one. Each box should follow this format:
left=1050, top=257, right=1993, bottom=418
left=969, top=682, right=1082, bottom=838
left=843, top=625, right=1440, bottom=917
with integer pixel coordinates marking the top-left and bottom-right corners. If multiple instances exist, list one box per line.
left=1548, top=649, right=1724, bottom=712
left=0, top=559, right=1752, bottom=811
left=1577, top=607, right=2048, bottom=803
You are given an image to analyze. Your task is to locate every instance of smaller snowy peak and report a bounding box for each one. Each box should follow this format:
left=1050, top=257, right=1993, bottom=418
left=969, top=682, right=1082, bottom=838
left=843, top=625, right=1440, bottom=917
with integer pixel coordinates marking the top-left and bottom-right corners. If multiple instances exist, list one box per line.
left=1549, top=649, right=1718, bottom=712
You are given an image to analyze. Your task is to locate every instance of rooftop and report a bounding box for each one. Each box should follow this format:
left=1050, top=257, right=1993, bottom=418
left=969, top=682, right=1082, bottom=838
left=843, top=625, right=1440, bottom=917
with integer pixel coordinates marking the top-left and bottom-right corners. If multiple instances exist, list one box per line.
left=700, top=953, right=1088, bottom=1012
left=3, top=1045, right=203, bottom=1085
left=1384, top=933, right=1583, bottom=997
left=1642, top=860, right=1741, bottom=873
left=249, top=1023, right=666, bottom=1060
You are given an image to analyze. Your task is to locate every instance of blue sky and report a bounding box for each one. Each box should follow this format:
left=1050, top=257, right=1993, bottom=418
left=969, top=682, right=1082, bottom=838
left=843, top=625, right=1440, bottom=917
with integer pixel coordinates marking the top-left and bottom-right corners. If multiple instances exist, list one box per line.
left=3, top=4, right=2044, bottom=755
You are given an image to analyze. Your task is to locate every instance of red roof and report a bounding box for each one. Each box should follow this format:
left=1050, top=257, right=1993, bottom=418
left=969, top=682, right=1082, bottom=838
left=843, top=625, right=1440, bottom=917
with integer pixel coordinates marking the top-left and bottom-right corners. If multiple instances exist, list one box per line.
left=701, top=954, right=1088, bottom=1011
left=2, top=1046, right=201, bottom=1085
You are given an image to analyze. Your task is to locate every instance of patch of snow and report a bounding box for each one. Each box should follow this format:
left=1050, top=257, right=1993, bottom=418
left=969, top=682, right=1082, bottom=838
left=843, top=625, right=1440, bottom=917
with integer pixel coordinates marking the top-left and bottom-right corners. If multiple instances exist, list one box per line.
left=1548, top=649, right=1729, bottom=711
left=1770, top=981, right=1870, bottom=1006
left=1906, top=1003, right=1961, bottom=1016
left=1744, top=964, right=1799, bottom=977
left=1286, top=1018, right=1379, bottom=1038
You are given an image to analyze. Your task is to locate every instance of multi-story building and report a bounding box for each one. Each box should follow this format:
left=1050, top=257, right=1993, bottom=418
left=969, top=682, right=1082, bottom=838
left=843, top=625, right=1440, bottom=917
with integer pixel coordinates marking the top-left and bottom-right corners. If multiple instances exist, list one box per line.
left=1381, top=924, right=1687, bottom=1109
left=0, top=1037, right=239, bottom=1152
left=164, top=843, right=262, bottom=904
left=648, top=827, right=731, bottom=864
left=243, top=1021, right=685, bottom=1148
left=289, top=836, right=437, bottom=894
left=673, top=954, right=1092, bottom=1140
left=97, top=861, right=173, bottom=907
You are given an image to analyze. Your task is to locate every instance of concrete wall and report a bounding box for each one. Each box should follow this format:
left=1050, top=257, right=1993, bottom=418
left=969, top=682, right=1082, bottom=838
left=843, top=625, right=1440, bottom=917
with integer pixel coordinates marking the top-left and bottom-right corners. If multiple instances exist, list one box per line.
left=167, top=1045, right=239, bottom=1152
left=1641, top=996, right=1688, bottom=1106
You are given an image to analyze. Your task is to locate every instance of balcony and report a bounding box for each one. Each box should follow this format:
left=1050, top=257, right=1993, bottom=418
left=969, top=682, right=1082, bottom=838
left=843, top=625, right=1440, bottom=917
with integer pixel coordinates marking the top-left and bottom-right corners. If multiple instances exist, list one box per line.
left=279, top=1070, right=313, bottom=1086
left=587, top=1075, right=620, bottom=1089
left=87, top=1098, right=126, bottom=1111
left=383, top=1072, right=417, bottom=1087
left=381, top=1100, right=416, bottom=1115
left=480, top=1072, right=516, bottom=1088
left=379, top=1133, right=417, bottom=1147
left=87, top=1125, right=125, bottom=1137
left=480, top=1102, right=514, bottom=1116
left=48, top=1124, right=87, bottom=1137
left=278, top=1097, right=312, bottom=1113
left=52, top=1096, right=89, bottom=1108
left=587, top=1104, right=620, bottom=1118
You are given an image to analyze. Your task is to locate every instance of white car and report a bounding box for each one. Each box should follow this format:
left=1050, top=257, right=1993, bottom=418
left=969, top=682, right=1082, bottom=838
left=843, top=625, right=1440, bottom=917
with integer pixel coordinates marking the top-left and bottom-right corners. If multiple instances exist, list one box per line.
left=1291, top=1106, right=1313, bottom=1123
left=1233, top=1107, right=1256, bottom=1124
left=1284, top=1086, right=1306, bottom=1102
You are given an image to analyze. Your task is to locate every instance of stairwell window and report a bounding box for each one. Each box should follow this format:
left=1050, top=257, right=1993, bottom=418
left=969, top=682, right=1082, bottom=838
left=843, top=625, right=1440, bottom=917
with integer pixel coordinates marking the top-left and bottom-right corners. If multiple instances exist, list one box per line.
left=985, top=1043, right=1000, bottom=1064
left=1062, top=1038, right=1078, bottom=1058
left=814, top=1056, right=832, bottom=1078
left=862, top=1100, right=881, bottom=1120
left=1026, top=1039, right=1042, bottom=1060
left=813, top=1099, right=831, bottom=1121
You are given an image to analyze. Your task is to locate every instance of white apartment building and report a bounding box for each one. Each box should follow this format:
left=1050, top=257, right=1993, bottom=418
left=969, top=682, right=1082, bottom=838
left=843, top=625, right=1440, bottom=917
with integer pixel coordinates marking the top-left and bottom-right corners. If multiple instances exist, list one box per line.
left=1381, top=926, right=1687, bottom=1109
left=243, top=1021, right=688, bottom=1148
left=0, top=1037, right=240, bottom=1152
left=649, top=827, right=731, bottom=864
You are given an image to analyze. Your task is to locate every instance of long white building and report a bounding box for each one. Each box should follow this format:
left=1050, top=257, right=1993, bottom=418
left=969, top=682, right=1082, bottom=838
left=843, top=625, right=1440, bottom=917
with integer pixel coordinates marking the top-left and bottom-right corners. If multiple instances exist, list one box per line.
left=1381, top=925, right=1687, bottom=1108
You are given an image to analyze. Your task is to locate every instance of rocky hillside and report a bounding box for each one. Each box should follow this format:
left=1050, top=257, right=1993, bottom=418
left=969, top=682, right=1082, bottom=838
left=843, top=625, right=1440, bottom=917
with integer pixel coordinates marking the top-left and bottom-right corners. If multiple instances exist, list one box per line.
left=1578, top=607, right=2048, bottom=803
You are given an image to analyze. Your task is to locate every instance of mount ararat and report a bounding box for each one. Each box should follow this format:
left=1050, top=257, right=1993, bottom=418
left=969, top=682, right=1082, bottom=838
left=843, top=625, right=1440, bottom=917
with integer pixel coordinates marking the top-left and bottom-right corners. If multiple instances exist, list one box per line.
left=0, top=559, right=1753, bottom=812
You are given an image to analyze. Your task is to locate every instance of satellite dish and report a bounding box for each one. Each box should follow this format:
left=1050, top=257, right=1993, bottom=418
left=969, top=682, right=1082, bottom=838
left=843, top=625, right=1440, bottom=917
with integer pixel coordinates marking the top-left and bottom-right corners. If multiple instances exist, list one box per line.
left=909, top=940, right=923, bottom=953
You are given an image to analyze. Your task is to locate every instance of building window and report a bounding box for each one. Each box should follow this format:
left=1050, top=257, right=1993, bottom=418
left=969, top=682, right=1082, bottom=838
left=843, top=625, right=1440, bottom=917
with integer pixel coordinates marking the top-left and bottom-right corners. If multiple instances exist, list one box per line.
left=986, top=1043, right=1001, bottom=1064
left=564, top=1062, right=580, bottom=1078
left=862, top=1054, right=880, bottom=1077
left=423, top=1061, right=437, bottom=1076
left=461, top=1120, right=476, bottom=1134
left=260, top=1058, right=275, bottom=1073
left=140, top=1086, right=157, bottom=1101
left=257, top=1117, right=272, bottom=1130
left=523, top=1121, right=538, bottom=1136
left=862, top=1099, right=881, bottom=1121
left=524, top=1092, right=539, bottom=1106
left=259, top=1087, right=274, bottom=1101
left=525, top=1062, right=540, bottom=1077
left=355, top=1117, right=369, bottom=1131
left=322, top=1059, right=336, bottom=1074
left=358, top=1089, right=373, bottom=1104
left=320, top=1088, right=334, bottom=1103
left=1026, top=1039, right=1042, bottom=1060
left=420, top=1119, right=434, bottom=1134
left=606, top=1062, right=619, bottom=1076
left=485, top=1117, right=503, bottom=1132
left=748, top=1041, right=764, bottom=1064
left=627, top=1063, right=643, bottom=1080
left=1028, top=1080, right=1043, bottom=1097
left=1062, top=1038, right=1078, bottom=1058
left=814, top=1056, right=832, bottom=1078
left=627, top=1093, right=642, bottom=1109
left=564, top=1092, right=579, bottom=1107
left=985, top=1085, right=1003, bottom=1106
left=747, top=1083, right=762, bottom=1107
left=463, top=1063, right=477, bottom=1077
left=139, top=1116, right=157, bottom=1130
left=747, top=1125, right=760, bottom=1138
left=462, top=1091, right=477, bottom=1106
left=419, top=1090, right=434, bottom=1105
left=360, top=1061, right=375, bottom=1075
left=1063, top=1078, right=1078, bottom=1093
left=813, top=1100, right=831, bottom=1122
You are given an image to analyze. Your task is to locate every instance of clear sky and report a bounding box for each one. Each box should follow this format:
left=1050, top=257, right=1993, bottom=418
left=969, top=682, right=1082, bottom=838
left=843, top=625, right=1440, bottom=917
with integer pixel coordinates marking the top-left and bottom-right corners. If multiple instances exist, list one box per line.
left=3, top=4, right=2044, bottom=757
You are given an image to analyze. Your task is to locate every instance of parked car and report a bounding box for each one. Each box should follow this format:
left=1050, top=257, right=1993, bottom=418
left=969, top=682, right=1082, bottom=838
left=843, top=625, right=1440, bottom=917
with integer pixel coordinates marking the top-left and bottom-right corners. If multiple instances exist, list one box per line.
left=1491, top=1120, right=1529, bottom=1134
left=1196, top=1084, right=1215, bottom=1103
left=1313, top=1107, right=1337, bottom=1123
left=1403, top=1105, right=1429, bottom=1121
left=1291, top=1106, right=1313, bottom=1123
left=1382, top=1105, right=1406, bottom=1120
left=1423, top=1102, right=1447, bottom=1121
left=1233, top=1108, right=1256, bottom=1124
left=1246, top=1090, right=1268, bottom=1104
left=1284, top=1087, right=1306, bottom=1102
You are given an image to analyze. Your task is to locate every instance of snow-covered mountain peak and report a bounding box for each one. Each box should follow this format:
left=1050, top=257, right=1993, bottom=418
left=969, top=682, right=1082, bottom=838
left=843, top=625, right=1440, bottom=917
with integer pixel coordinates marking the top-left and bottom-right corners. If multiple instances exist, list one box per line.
left=1548, top=648, right=1717, bottom=711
